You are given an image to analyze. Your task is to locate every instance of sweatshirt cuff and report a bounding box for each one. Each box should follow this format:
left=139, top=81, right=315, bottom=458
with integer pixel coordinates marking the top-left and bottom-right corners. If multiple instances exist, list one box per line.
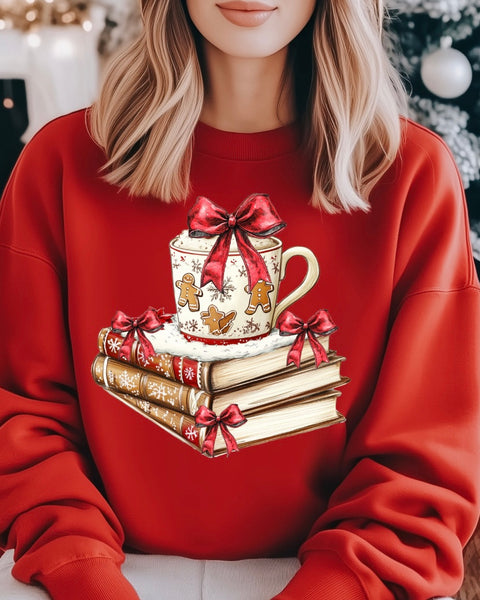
left=36, top=557, right=140, bottom=600
left=272, top=551, right=367, bottom=600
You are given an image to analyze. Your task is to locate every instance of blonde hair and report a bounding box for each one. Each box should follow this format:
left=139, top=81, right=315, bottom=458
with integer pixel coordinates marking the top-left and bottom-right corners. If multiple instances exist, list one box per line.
left=89, top=0, right=406, bottom=213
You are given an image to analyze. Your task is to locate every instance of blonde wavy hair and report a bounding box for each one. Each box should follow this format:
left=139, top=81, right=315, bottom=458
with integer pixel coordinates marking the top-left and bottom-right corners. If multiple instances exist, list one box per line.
left=89, top=0, right=407, bottom=213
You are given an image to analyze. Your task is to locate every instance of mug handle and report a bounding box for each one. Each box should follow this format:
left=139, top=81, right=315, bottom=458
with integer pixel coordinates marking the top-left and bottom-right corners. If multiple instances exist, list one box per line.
left=272, top=247, right=320, bottom=327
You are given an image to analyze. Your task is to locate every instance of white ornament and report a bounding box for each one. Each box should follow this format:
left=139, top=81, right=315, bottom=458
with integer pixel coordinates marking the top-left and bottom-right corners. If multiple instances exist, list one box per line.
left=421, top=37, right=473, bottom=99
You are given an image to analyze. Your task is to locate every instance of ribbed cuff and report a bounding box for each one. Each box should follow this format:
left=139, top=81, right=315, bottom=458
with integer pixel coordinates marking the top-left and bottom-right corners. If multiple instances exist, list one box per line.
left=272, top=551, right=367, bottom=600
left=36, top=557, right=140, bottom=600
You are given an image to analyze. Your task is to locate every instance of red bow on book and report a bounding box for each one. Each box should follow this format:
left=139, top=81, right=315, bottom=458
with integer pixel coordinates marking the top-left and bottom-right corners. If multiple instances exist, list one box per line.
left=195, top=404, right=247, bottom=457
left=111, top=307, right=172, bottom=362
left=277, top=309, right=337, bottom=368
left=188, top=194, right=285, bottom=291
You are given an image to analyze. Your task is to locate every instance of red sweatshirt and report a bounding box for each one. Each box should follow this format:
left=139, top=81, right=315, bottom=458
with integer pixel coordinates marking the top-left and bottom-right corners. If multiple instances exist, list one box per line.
left=0, top=109, right=479, bottom=600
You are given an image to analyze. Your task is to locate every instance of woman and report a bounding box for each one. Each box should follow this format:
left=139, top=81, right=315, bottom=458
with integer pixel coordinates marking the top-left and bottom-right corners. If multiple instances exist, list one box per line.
left=0, top=1, right=478, bottom=599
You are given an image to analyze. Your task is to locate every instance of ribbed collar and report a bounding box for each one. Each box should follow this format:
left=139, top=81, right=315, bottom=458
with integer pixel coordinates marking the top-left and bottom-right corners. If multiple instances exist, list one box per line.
left=193, top=120, right=302, bottom=161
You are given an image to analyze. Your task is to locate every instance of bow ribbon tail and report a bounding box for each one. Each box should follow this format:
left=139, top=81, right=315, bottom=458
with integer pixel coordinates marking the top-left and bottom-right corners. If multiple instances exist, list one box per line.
left=235, top=229, right=272, bottom=291
left=136, top=329, right=157, bottom=361
left=286, top=333, right=306, bottom=368
left=306, top=330, right=329, bottom=366
left=219, top=422, right=241, bottom=456
left=118, top=330, right=136, bottom=361
left=200, top=229, right=234, bottom=289
left=201, top=424, right=219, bottom=458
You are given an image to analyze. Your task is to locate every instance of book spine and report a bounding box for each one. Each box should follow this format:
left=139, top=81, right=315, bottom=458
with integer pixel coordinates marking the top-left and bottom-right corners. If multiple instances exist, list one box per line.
left=106, top=389, right=205, bottom=451
left=97, top=328, right=212, bottom=391
left=92, top=354, right=212, bottom=415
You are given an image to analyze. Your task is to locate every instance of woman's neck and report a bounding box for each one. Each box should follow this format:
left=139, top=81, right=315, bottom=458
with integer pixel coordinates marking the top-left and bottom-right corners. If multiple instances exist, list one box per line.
left=199, top=41, right=296, bottom=133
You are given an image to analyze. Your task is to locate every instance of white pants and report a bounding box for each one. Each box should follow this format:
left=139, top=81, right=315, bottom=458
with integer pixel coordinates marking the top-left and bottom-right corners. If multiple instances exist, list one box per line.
left=0, top=550, right=300, bottom=599
left=0, top=550, right=456, bottom=600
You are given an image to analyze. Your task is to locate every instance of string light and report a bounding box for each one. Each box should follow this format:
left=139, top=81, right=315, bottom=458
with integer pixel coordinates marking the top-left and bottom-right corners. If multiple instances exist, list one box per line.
left=0, top=0, right=91, bottom=30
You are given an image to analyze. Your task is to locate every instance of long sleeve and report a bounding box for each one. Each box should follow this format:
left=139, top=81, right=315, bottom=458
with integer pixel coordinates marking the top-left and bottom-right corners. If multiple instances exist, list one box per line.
left=273, top=125, right=480, bottom=599
left=0, top=125, right=139, bottom=599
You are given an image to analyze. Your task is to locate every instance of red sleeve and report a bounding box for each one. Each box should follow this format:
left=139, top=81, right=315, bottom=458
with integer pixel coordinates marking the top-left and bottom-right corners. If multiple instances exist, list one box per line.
left=273, top=125, right=480, bottom=600
left=0, top=122, right=138, bottom=599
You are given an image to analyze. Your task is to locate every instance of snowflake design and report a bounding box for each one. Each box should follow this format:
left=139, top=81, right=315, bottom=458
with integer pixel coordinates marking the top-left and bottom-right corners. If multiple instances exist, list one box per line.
left=107, top=337, right=122, bottom=354
left=184, top=366, right=196, bottom=382
left=172, top=257, right=180, bottom=270
left=137, top=400, right=151, bottom=414
left=270, top=255, right=280, bottom=274
left=207, top=277, right=236, bottom=302
left=191, top=258, right=203, bottom=274
left=264, top=320, right=271, bottom=331
left=156, top=354, right=172, bottom=378
left=242, top=318, right=261, bottom=335
left=183, top=319, right=199, bottom=332
left=237, top=265, right=247, bottom=278
left=137, top=347, right=153, bottom=368
left=184, top=425, right=199, bottom=441
left=230, top=258, right=238, bottom=265
left=147, top=381, right=169, bottom=402
left=119, top=370, right=140, bottom=395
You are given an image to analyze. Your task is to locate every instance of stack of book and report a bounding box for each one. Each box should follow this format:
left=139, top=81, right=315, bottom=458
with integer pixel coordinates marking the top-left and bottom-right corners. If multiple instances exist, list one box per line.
left=92, top=326, right=348, bottom=457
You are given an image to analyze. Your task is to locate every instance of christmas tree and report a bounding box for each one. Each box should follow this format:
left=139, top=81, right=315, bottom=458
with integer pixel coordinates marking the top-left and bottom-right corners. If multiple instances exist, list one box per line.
left=386, top=0, right=480, bottom=269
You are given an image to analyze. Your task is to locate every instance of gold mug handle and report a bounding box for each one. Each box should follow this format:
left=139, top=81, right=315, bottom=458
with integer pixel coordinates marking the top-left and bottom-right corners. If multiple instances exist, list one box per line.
left=272, top=247, right=320, bottom=327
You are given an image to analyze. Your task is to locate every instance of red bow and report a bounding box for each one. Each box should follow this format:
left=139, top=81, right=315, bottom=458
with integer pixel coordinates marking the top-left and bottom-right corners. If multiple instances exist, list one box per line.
left=195, top=404, right=247, bottom=457
left=111, top=307, right=172, bottom=362
left=188, top=194, right=285, bottom=291
left=277, top=309, right=337, bottom=368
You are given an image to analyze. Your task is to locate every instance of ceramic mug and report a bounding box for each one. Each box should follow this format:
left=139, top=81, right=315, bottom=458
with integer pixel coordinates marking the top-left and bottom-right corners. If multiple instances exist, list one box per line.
left=170, top=230, right=320, bottom=344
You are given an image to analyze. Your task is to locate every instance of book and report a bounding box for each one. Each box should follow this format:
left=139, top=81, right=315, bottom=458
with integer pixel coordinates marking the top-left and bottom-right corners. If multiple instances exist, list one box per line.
left=100, top=386, right=346, bottom=457
left=92, top=353, right=348, bottom=417
left=97, top=327, right=331, bottom=393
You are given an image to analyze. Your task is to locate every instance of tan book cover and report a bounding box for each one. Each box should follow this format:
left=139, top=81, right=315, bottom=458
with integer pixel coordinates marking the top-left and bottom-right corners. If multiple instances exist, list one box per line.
left=98, top=327, right=330, bottom=393
left=92, top=353, right=348, bottom=416
left=102, top=386, right=345, bottom=457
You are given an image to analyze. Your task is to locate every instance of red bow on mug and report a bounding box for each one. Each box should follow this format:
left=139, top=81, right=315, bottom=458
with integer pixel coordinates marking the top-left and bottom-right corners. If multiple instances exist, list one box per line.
left=277, top=309, right=337, bottom=368
left=195, top=404, right=247, bottom=457
left=188, top=194, right=286, bottom=291
left=111, top=307, right=172, bottom=362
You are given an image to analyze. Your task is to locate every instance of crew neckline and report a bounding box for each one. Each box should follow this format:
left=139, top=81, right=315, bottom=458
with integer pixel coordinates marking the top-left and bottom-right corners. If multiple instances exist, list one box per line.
left=193, top=120, right=302, bottom=161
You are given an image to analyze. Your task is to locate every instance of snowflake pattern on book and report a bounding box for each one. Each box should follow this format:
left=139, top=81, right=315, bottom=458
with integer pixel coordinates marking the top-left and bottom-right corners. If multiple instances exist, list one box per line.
left=184, top=425, right=199, bottom=441
left=119, top=370, right=140, bottom=395
left=147, top=381, right=170, bottom=404
left=137, top=400, right=151, bottom=414
left=155, top=354, right=172, bottom=378
left=206, top=277, right=236, bottom=303
left=183, top=366, right=196, bottom=382
left=137, top=347, right=153, bottom=368
left=107, top=336, right=122, bottom=354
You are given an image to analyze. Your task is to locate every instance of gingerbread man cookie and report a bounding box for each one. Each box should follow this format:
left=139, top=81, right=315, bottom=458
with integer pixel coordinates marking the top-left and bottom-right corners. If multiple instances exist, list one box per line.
left=245, top=280, right=275, bottom=315
left=176, top=273, right=203, bottom=312
left=201, top=304, right=237, bottom=335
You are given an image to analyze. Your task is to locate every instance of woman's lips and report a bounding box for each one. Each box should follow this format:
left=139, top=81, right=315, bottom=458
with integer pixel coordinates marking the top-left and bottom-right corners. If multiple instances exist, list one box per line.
left=216, top=2, right=277, bottom=27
